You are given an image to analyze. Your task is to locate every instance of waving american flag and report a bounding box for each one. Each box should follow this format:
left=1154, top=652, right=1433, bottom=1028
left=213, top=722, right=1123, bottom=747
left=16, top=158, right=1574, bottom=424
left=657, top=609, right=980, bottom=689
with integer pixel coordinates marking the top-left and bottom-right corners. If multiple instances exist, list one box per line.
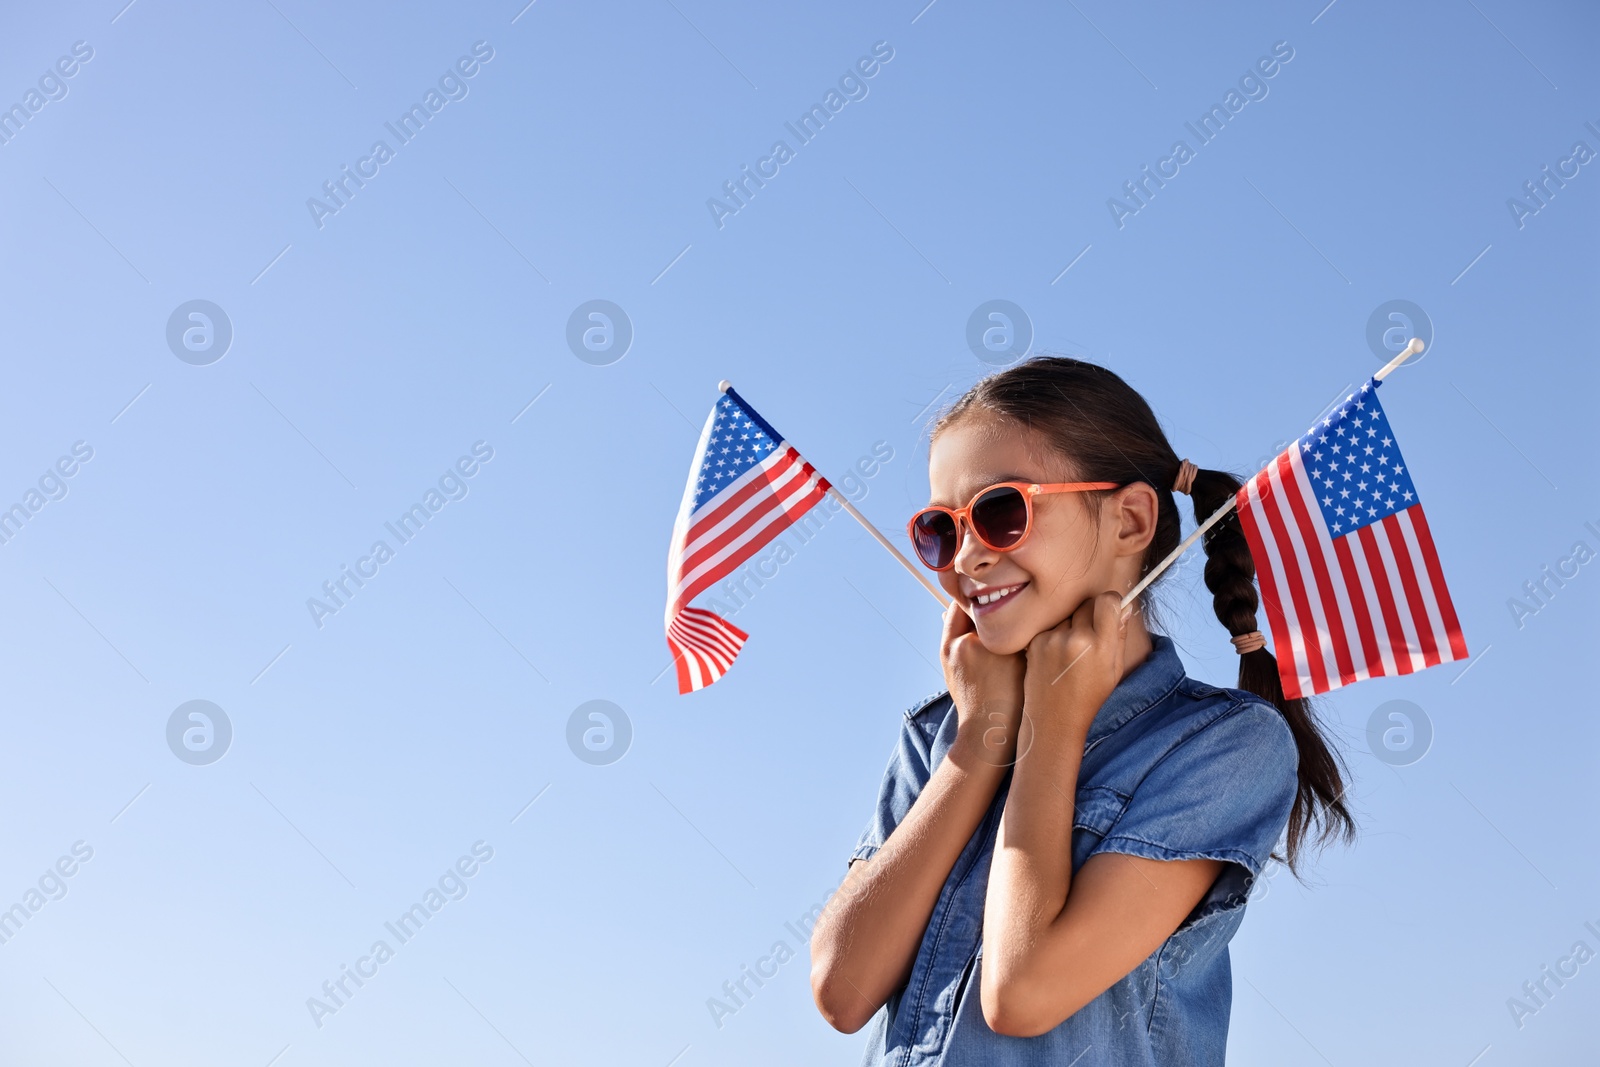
left=1236, top=375, right=1467, bottom=699
left=665, top=387, right=830, bottom=694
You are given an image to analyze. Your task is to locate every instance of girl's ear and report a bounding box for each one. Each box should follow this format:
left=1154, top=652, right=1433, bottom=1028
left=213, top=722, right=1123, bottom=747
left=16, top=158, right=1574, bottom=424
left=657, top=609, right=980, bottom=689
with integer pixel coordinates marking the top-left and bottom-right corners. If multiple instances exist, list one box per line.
left=1110, top=482, right=1160, bottom=559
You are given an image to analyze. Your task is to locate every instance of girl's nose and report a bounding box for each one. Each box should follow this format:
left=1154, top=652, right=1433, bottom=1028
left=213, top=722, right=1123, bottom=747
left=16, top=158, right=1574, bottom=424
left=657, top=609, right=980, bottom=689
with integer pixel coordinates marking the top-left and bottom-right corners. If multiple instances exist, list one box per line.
left=952, top=518, right=999, bottom=575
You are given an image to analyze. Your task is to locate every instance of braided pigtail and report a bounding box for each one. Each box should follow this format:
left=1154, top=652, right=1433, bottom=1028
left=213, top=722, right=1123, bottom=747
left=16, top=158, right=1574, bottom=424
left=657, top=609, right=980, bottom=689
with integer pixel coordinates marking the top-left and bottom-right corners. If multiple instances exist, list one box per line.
left=1187, top=467, right=1355, bottom=871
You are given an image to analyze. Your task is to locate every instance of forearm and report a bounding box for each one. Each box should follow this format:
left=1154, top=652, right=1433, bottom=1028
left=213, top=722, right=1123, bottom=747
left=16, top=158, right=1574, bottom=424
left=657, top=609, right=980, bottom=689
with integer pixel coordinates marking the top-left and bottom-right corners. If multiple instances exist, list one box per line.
left=981, top=707, right=1092, bottom=1018
left=977, top=598, right=1232, bottom=1037
left=981, top=701, right=1222, bottom=1038
left=811, top=737, right=1007, bottom=1033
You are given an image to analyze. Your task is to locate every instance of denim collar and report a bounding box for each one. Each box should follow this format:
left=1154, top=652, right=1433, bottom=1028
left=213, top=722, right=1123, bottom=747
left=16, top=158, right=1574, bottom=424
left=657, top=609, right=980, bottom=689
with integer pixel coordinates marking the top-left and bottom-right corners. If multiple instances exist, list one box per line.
left=1083, top=633, right=1186, bottom=748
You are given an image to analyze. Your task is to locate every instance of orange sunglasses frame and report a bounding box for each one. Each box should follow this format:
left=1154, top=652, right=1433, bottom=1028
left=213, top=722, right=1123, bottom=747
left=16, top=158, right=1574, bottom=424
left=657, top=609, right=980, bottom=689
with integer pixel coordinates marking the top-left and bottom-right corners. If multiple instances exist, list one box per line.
left=906, top=481, right=1121, bottom=571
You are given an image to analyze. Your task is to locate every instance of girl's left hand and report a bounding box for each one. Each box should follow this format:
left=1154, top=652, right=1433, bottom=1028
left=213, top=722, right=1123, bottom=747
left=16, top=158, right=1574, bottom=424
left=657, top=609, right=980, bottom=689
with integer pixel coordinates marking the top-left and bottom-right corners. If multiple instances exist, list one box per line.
left=1022, top=590, right=1130, bottom=733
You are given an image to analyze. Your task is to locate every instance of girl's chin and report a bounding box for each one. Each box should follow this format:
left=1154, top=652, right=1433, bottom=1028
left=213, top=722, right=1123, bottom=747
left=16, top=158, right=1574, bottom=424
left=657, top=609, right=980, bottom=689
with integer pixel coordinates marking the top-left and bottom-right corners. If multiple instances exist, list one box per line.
left=972, top=621, right=1033, bottom=656
left=976, top=603, right=1076, bottom=654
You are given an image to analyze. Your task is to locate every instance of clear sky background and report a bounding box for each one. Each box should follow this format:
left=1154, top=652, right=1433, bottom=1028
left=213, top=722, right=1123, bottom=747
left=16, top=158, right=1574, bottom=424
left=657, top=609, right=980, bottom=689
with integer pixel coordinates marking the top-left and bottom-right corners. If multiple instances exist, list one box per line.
left=0, top=1, right=1595, bottom=1065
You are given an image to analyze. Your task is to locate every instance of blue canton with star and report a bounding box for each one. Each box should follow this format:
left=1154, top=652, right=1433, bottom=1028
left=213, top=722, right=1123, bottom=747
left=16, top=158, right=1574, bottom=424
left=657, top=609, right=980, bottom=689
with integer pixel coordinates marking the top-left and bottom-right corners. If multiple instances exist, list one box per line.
left=1295, top=377, right=1419, bottom=538
left=691, top=394, right=781, bottom=512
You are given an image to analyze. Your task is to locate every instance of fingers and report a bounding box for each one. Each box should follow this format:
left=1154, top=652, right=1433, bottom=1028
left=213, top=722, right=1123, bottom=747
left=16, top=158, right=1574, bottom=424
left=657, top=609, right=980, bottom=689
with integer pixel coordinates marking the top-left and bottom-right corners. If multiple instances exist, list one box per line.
left=942, top=596, right=972, bottom=639
left=1092, top=589, right=1125, bottom=639
left=1051, top=591, right=1127, bottom=652
left=940, top=595, right=973, bottom=658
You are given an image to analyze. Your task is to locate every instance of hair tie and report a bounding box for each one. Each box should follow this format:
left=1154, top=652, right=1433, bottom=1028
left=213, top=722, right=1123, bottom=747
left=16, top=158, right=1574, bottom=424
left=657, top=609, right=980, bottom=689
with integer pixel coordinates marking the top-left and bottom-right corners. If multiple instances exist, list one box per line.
left=1172, top=458, right=1198, bottom=496
left=1231, top=631, right=1266, bottom=655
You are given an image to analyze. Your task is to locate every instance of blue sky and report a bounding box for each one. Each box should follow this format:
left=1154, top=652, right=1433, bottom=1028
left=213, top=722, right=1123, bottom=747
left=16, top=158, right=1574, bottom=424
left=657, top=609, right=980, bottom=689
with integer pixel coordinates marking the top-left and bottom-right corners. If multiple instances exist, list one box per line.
left=0, top=1, right=1595, bottom=1064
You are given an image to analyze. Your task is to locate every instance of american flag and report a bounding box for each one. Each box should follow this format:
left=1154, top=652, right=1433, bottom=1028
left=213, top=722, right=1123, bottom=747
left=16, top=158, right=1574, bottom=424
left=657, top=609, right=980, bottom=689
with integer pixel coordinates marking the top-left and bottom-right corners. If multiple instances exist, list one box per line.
left=1236, top=376, right=1467, bottom=699
left=665, top=387, right=830, bottom=694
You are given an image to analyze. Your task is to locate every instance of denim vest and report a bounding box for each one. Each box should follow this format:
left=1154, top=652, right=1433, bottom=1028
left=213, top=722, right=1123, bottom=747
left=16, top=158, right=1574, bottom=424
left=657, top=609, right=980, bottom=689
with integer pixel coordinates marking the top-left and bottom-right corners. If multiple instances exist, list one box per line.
left=851, top=635, right=1297, bottom=1066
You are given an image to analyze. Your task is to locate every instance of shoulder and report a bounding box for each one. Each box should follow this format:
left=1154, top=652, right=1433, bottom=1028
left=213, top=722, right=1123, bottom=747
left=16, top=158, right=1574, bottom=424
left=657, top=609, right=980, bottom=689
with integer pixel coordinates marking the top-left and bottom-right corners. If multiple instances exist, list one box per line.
left=853, top=691, right=956, bottom=855
left=905, top=689, right=952, bottom=724
left=1114, top=677, right=1298, bottom=796
left=1093, top=680, right=1299, bottom=876
left=902, top=687, right=947, bottom=755
left=865, top=690, right=954, bottom=784
left=1171, top=678, right=1295, bottom=753
left=1223, top=687, right=1296, bottom=754
left=1159, top=681, right=1300, bottom=813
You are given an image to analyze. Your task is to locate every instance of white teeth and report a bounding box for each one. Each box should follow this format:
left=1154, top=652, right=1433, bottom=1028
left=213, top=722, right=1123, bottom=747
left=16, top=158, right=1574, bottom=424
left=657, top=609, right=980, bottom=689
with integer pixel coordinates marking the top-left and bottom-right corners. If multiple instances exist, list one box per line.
left=975, top=586, right=1020, bottom=606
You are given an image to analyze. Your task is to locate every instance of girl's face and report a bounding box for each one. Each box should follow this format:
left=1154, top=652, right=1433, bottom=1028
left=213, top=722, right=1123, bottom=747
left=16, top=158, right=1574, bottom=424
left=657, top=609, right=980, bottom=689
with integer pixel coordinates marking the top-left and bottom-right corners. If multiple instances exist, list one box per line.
left=925, top=414, right=1158, bottom=655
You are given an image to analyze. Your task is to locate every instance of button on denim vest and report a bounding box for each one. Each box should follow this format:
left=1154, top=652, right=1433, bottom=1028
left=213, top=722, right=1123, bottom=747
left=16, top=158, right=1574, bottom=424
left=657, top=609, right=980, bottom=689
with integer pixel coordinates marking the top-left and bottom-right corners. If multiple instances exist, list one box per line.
left=851, top=635, right=1298, bottom=1066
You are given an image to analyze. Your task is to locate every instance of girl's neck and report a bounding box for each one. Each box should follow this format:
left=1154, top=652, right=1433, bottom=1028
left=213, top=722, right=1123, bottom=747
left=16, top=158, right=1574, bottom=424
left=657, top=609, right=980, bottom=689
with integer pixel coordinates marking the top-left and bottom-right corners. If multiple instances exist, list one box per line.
left=1117, top=612, right=1155, bottom=686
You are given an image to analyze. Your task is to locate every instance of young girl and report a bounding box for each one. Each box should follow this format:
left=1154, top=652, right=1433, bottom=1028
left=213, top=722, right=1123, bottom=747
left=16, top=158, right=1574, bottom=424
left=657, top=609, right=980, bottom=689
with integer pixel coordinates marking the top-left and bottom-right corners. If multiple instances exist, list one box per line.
left=810, top=357, right=1353, bottom=1065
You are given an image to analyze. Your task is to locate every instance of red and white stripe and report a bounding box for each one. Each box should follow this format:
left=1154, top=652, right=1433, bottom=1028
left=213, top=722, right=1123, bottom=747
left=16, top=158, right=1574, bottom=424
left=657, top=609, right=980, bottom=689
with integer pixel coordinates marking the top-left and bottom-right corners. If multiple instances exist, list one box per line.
left=1235, top=444, right=1467, bottom=700
left=666, top=607, right=749, bottom=693
left=665, top=441, right=830, bottom=694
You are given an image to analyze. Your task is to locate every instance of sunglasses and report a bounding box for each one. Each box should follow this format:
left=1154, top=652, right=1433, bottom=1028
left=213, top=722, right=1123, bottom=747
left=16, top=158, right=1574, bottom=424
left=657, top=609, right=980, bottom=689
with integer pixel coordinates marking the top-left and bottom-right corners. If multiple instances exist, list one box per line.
left=906, top=481, right=1120, bottom=571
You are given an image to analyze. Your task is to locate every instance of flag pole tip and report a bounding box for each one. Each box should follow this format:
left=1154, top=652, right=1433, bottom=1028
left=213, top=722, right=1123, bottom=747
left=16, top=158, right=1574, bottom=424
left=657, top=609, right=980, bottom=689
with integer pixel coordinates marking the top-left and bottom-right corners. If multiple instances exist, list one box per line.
left=717, top=379, right=732, bottom=393
left=1407, top=337, right=1425, bottom=355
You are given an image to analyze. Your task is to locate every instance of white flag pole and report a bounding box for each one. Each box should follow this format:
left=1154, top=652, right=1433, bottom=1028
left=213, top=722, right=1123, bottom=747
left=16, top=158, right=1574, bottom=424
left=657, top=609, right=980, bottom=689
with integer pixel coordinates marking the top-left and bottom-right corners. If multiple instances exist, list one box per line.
left=827, top=487, right=951, bottom=608
left=719, top=380, right=951, bottom=609
left=1120, top=496, right=1239, bottom=611
left=1118, top=337, right=1424, bottom=612
left=1374, top=335, right=1426, bottom=381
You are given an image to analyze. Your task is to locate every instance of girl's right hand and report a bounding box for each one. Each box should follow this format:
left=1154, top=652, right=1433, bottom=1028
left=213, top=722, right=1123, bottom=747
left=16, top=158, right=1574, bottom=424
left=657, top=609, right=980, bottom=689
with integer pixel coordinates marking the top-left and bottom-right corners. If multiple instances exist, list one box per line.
left=940, top=599, right=1027, bottom=768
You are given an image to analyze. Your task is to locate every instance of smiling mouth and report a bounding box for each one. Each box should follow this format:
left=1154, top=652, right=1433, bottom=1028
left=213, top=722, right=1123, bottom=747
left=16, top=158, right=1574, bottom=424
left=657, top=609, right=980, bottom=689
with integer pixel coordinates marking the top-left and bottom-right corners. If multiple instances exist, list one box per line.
left=970, top=582, right=1028, bottom=615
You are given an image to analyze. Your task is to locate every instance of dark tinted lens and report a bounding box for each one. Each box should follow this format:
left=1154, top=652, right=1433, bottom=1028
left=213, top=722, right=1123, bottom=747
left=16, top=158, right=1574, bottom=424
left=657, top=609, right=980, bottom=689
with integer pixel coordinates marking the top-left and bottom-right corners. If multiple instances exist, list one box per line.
left=911, top=510, right=958, bottom=569
left=970, top=486, right=1030, bottom=548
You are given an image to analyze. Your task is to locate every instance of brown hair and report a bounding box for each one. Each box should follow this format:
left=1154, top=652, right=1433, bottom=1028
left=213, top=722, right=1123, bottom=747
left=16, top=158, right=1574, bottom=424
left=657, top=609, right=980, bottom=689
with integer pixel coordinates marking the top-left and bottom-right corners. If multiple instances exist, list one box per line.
left=934, top=355, right=1353, bottom=870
